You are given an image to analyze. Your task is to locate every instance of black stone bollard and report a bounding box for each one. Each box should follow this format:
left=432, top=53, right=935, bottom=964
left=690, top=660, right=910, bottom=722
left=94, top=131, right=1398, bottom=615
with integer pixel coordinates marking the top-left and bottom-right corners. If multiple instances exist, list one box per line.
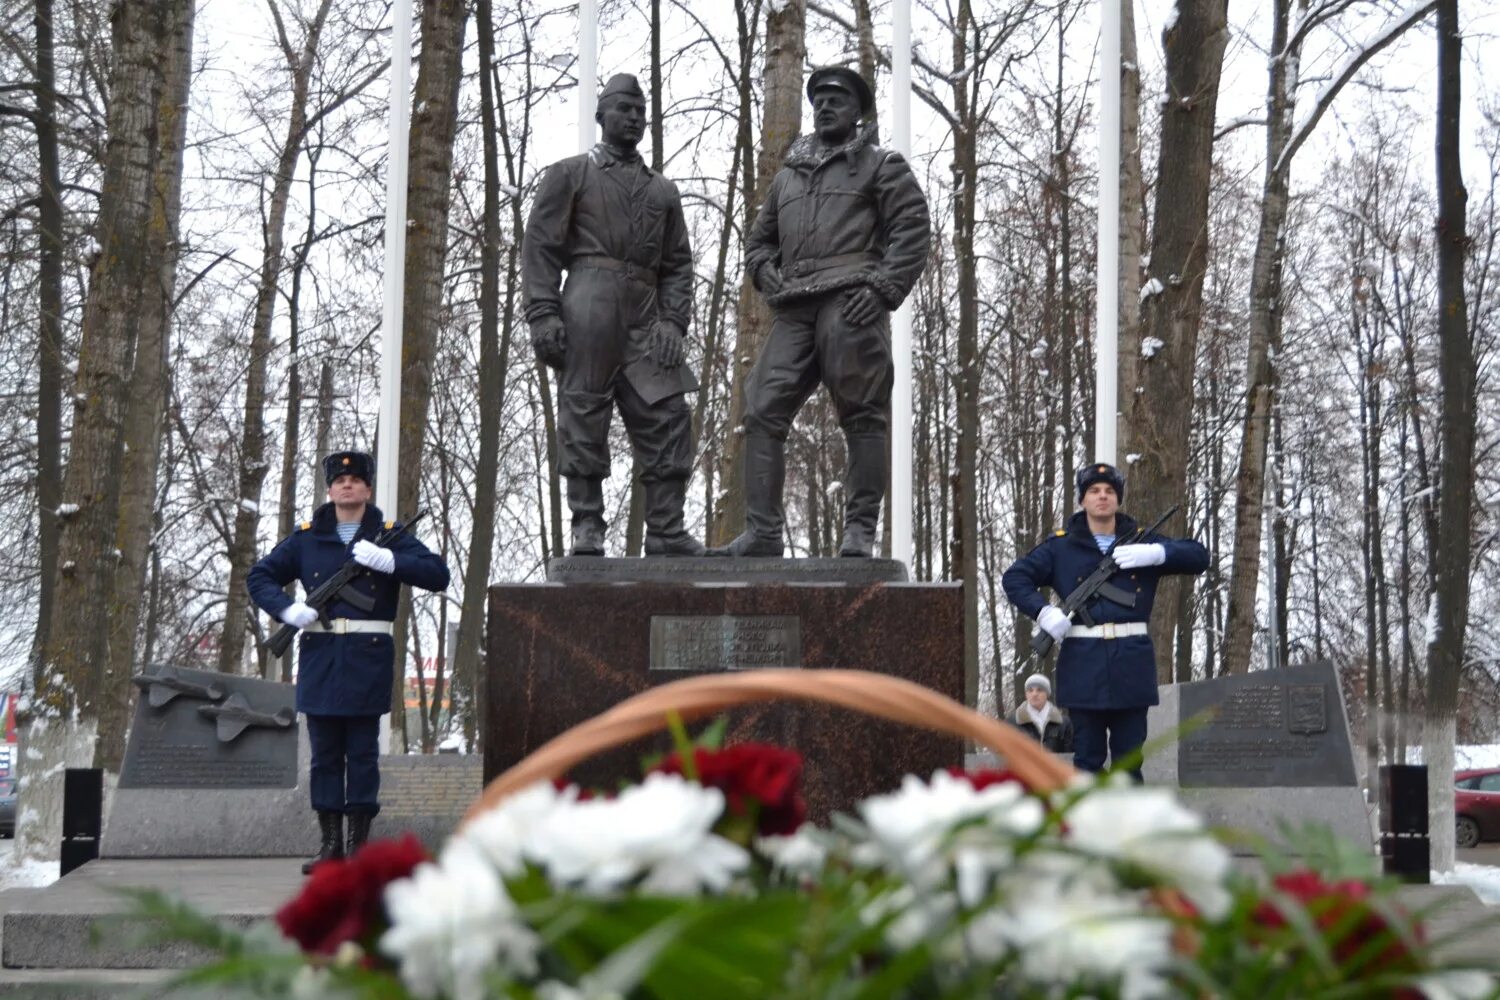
left=60, top=767, right=102, bottom=877
left=1379, top=764, right=1430, bottom=883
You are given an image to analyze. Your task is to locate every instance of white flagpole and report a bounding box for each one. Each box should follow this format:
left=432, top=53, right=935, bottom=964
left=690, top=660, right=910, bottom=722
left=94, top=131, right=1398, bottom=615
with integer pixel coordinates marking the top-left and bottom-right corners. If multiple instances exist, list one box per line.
left=1095, top=0, right=1120, bottom=465
left=579, top=0, right=598, bottom=153
left=377, top=0, right=412, bottom=515
left=890, top=0, right=914, bottom=568
left=376, top=0, right=412, bottom=755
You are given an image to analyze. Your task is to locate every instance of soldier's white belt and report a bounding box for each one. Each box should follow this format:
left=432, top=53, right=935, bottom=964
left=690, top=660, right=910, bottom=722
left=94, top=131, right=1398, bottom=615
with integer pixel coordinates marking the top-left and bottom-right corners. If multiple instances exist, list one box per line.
left=300, top=619, right=394, bottom=636
left=1066, top=622, right=1149, bottom=639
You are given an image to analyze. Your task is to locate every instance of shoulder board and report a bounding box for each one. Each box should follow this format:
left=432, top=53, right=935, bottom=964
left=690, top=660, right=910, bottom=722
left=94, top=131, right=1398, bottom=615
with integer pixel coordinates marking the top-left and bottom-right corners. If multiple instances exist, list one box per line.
left=384, top=521, right=396, bottom=530
left=1054, top=529, right=1067, bottom=537
left=299, top=521, right=311, bottom=531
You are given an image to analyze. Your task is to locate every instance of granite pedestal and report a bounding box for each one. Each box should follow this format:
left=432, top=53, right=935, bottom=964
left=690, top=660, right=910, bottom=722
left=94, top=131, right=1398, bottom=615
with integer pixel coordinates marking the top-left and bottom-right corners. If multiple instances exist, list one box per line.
left=485, top=561, right=963, bottom=821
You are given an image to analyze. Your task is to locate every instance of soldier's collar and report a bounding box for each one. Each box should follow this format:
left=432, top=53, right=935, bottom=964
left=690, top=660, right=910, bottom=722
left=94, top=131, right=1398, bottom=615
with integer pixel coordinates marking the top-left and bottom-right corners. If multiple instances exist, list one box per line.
left=590, top=142, right=654, bottom=175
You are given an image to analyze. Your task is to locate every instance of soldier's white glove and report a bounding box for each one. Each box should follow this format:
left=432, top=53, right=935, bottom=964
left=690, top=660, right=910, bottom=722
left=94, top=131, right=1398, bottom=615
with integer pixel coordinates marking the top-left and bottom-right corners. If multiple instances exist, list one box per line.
left=1113, top=543, right=1165, bottom=570
left=1037, top=606, right=1071, bottom=642
left=280, top=602, right=318, bottom=629
left=353, top=540, right=395, bottom=575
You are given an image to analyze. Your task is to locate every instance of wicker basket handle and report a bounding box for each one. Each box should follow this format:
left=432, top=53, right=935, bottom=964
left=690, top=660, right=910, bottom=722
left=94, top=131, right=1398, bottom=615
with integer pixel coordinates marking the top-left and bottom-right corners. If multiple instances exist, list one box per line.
left=463, top=669, right=1075, bottom=826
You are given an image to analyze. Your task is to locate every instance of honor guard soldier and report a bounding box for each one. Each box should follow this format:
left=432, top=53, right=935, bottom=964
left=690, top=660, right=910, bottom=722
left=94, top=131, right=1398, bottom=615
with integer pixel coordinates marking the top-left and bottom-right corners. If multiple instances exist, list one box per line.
left=522, top=72, right=703, bottom=557
left=713, top=66, right=930, bottom=558
left=247, top=451, right=450, bottom=873
left=1001, top=463, right=1208, bottom=779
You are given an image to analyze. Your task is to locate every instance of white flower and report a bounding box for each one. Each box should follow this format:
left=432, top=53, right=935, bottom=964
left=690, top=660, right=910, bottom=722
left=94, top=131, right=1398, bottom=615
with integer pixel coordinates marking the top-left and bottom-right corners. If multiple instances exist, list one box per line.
left=976, top=875, right=1173, bottom=1000
left=381, top=839, right=539, bottom=1000
left=1064, top=784, right=1233, bottom=919
left=528, top=772, right=749, bottom=897
left=857, top=770, right=1044, bottom=892
left=756, top=828, right=829, bottom=879
left=462, top=780, right=572, bottom=875
left=289, top=965, right=334, bottom=999
left=1415, top=970, right=1500, bottom=1000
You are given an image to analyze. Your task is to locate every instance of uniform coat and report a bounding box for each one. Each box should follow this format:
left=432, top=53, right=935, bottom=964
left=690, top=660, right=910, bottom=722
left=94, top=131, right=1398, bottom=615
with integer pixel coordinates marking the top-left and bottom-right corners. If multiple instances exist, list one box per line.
left=1001, top=511, right=1209, bottom=711
left=247, top=503, right=450, bottom=716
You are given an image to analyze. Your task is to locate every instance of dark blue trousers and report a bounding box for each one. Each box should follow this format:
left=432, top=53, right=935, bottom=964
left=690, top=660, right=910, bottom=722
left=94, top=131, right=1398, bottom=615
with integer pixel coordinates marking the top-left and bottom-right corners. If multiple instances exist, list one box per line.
left=1069, top=707, right=1148, bottom=782
left=306, top=713, right=381, bottom=815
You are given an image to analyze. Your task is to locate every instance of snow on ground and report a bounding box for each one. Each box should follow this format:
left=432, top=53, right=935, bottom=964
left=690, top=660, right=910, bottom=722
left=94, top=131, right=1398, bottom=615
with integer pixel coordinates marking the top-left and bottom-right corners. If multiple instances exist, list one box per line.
left=0, top=852, right=56, bottom=891
left=1435, top=864, right=1500, bottom=905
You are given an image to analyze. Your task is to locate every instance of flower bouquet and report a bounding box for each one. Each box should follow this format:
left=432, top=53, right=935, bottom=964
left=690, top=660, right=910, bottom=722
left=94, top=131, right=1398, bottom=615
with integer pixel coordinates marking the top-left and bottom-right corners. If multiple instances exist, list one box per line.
left=129, top=670, right=1497, bottom=999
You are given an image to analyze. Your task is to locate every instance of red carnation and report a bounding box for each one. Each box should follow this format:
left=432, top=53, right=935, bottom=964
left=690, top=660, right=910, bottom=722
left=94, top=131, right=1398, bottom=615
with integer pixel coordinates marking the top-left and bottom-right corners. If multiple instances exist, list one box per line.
left=948, top=767, right=1031, bottom=792
left=654, top=743, right=807, bottom=835
left=276, top=834, right=430, bottom=956
left=1254, top=869, right=1424, bottom=983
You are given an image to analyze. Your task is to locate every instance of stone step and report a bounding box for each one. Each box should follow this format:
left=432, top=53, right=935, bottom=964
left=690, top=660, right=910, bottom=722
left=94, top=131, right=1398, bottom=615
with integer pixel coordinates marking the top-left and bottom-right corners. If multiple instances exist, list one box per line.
left=0, top=858, right=300, bottom=970
left=0, top=967, right=219, bottom=999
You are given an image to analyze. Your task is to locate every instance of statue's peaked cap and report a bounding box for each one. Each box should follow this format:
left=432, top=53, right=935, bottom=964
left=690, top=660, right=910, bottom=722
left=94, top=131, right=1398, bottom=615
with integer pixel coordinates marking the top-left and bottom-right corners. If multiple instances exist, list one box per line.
left=599, top=73, right=645, bottom=103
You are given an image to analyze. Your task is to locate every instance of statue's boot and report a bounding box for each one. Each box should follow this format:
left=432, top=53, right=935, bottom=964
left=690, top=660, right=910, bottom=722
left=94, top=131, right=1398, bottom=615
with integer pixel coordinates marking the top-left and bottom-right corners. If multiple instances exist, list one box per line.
left=346, top=812, right=373, bottom=857
left=643, top=478, right=705, bottom=556
left=301, top=810, right=344, bottom=875
left=708, top=434, right=785, bottom=557
left=568, top=477, right=606, bottom=556
left=839, top=433, right=885, bottom=558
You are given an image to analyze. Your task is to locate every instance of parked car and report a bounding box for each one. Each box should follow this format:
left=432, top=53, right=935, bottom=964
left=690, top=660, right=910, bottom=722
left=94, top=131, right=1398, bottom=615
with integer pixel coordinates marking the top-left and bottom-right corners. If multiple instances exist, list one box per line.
left=0, top=777, right=14, bottom=838
left=1455, top=768, right=1500, bottom=848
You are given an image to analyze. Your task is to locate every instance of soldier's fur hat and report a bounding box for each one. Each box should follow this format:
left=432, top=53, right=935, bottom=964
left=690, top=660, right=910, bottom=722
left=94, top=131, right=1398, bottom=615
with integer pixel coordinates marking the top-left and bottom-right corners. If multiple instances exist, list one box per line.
left=324, top=451, right=374, bottom=488
left=1075, top=462, right=1125, bottom=503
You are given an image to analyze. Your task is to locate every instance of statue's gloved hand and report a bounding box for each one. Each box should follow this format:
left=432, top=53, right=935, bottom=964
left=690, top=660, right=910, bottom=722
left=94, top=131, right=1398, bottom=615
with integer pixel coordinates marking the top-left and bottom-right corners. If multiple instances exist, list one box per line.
left=650, top=320, right=687, bottom=369
left=757, top=260, right=784, bottom=294
left=841, top=286, right=883, bottom=327
left=530, top=315, right=567, bottom=369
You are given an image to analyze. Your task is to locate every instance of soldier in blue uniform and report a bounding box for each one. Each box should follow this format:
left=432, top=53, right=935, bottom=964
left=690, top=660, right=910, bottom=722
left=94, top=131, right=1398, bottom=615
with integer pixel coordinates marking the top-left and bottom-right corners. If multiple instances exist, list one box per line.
left=248, top=452, right=450, bottom=872
left=1001, top=463, right=1208, bottom=779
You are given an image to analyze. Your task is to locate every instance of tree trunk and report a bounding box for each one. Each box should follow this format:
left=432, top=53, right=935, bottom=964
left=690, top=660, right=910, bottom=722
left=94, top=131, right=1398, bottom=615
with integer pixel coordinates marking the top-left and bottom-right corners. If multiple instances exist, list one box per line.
left=1426, top=0, right=1472, bottom=873
left=220, top=0, right=335, bottom=675
left=390, top=0, right=469, bottom=748
left=1123, top=0, right=1228, bottom=682
left=98, top=0, right=195, bottom=772
left=24, top=0, right=177, bottom=864
left=711, top=0, right=805, bottom=545
left=450, top=0, right=519, bottom=759
left=952, top=0, right=981, bottom=712
left=30, top=0, right=64, bottom=672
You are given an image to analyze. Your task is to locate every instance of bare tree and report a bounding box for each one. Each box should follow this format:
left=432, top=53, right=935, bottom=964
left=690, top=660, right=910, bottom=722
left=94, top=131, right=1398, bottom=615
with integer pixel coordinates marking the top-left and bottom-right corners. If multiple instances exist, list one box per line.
left=1425, top=0, right=1473, bottom=872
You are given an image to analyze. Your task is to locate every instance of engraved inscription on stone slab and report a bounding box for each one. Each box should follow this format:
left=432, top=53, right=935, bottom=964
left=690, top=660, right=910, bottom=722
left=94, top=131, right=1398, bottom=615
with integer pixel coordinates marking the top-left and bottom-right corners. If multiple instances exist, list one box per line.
left=649, top=616, right=802, bottom=672
left=1177, top=662, right=1356, bottom=788
left=119, top=664, right=298, bottom=789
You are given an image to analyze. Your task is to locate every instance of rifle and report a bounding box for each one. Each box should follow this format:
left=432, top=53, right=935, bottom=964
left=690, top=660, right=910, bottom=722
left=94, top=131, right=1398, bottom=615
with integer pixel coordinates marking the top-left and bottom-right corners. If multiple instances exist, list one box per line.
left=265, top=509, right=428, bottom=659
left=1027, top=505, right=1180, bottom=659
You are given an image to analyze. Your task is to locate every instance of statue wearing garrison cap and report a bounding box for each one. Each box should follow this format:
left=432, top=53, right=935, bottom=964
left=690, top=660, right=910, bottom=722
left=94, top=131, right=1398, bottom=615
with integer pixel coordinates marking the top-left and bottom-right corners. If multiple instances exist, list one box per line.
left=711, top=66, right=931, bottom=558
left=522, top=73, right=702, bottom=557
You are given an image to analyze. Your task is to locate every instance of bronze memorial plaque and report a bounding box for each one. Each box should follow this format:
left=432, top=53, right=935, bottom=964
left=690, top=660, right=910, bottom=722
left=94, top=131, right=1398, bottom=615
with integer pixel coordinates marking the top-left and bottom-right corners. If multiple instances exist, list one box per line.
left=649, top=615, right=802, bottom=672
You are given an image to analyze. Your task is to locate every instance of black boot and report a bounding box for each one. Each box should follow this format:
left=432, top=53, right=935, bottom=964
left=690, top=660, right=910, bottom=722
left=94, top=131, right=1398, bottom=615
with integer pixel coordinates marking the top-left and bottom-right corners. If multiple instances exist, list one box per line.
left=839, top=433, right=886, bottom=558
left=643, top=478, right=705, bottom=556
left=346, top=813, right=374, bottom=857
left=707, top=434, right=786, bottom=557
left=567, top=477, right=606, bottom=556
left=302, top=811, right=344, bottom=874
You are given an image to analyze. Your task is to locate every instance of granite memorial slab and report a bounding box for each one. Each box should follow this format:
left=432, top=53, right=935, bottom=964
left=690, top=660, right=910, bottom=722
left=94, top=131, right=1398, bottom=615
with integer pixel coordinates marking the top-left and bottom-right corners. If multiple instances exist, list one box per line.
left=1144, top=661, right=1372, bottom=854
left=105, top=664, right=315, bottom=857
left=486, top=577, right=963, bottom=822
